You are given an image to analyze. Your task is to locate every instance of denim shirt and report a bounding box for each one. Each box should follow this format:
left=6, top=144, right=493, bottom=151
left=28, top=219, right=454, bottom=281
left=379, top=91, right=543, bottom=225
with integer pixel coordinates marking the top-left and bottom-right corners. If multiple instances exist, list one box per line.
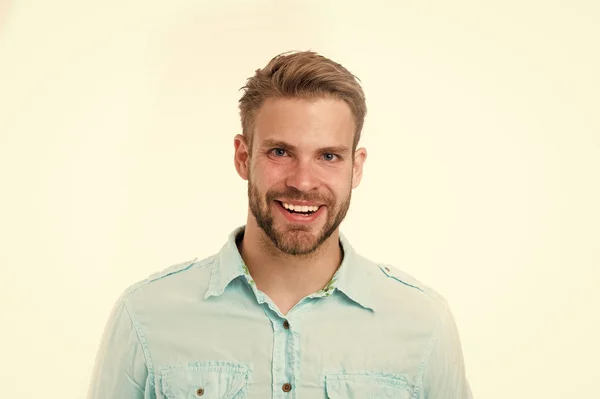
left=87, top=226, right=472, bottom=398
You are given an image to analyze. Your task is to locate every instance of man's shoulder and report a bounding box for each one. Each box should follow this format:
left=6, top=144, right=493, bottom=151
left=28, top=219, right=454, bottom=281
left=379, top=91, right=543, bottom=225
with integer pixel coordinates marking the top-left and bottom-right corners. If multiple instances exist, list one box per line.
left=375, top=263, right=444, bottom=301
left=364, top=261, right=455, bottom=331
left=368, top=260, right=450, bottom=313
left=119, top=254, right=217, bottom=303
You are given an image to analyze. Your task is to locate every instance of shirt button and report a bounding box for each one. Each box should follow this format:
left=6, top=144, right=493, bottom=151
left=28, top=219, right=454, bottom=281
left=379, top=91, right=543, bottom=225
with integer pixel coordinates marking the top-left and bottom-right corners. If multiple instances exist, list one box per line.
left=283, top=320, right=290, bottom=329
left=196, top=387, right=204, bottom=396
left=282, top=383, right=292, bottom=392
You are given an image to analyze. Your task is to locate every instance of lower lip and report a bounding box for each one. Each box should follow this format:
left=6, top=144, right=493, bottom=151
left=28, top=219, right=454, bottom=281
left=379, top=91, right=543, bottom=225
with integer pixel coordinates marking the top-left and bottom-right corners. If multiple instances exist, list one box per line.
left=275, top=201, right=325, bottom=224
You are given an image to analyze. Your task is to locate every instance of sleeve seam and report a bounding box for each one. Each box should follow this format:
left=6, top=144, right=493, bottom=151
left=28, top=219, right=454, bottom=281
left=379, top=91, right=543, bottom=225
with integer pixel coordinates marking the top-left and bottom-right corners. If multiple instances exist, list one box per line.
left=124, top=299, right=155, bottom=393
left=415, top=301, right=446, bottom=398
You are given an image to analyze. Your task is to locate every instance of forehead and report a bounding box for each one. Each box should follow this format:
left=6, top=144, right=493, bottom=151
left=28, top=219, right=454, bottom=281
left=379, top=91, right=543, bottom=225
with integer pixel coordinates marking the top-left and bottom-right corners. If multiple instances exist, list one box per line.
left=253, top=97, right=355, bottom=148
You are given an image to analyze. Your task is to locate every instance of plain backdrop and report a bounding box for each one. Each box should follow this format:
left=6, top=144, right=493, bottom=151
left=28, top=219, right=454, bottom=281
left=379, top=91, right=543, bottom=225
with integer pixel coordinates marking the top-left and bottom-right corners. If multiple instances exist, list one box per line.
left=1, top=1, right=599, bottom=398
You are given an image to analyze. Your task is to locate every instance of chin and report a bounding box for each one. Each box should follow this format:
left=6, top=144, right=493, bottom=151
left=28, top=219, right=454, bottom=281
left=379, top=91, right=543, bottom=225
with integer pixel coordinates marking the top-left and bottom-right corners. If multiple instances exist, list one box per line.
left=281, top=228, right=327, bottom=253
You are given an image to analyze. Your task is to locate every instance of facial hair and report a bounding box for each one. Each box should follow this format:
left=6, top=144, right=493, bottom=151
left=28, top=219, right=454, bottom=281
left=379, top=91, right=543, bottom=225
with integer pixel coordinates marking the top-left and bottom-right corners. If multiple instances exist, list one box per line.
left=248, top=174, right=352, bottom=256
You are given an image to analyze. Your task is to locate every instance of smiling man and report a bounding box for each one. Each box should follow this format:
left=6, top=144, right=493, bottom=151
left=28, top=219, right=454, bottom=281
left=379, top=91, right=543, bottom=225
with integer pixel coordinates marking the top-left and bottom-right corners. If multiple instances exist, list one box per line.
left=88, top=51, right=472, bottom=399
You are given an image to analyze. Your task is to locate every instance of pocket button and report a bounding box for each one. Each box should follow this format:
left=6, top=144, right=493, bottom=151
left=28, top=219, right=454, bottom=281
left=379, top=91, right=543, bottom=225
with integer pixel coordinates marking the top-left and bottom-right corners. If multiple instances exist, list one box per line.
left=196, top=387, right=204, bottom=396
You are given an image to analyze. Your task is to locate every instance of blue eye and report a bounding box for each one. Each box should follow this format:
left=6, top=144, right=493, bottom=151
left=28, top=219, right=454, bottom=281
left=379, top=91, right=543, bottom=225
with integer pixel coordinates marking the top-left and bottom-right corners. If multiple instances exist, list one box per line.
left=323, top=153, right=337, bottom=161
left=272, top=148, right=287, bottom=157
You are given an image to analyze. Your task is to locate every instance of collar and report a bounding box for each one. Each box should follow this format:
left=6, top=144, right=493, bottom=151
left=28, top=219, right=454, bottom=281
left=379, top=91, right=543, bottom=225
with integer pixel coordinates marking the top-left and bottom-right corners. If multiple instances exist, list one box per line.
left=204, top=225, right=378, bottom=312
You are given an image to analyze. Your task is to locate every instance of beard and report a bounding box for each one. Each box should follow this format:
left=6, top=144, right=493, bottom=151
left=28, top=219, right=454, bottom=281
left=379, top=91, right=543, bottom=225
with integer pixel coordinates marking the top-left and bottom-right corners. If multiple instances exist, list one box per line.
left=248, top=175, right=351, bottom=256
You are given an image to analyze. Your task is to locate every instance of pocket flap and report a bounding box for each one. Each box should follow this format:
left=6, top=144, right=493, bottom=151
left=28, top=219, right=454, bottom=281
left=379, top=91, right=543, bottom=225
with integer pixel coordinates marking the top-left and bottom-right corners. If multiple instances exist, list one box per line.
left=161, top=362, right=250, bottom=399
left=325, top=372, right=411, bottom=399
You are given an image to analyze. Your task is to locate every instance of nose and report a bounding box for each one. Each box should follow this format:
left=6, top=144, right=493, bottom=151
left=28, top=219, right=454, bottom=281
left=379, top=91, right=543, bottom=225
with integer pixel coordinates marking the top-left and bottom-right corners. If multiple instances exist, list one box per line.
left=285, top=159, right=320, bottom=193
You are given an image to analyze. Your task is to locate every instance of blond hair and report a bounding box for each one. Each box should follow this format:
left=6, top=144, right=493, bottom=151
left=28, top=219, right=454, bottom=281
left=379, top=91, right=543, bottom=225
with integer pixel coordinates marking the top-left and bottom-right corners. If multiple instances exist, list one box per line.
left=238, top=51, right=367, bottom=153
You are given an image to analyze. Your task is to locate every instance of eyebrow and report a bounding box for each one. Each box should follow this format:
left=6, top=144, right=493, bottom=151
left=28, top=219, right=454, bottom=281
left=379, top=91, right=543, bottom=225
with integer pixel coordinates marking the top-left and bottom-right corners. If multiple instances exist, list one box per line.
left=260, top=139, right=350, bottom=155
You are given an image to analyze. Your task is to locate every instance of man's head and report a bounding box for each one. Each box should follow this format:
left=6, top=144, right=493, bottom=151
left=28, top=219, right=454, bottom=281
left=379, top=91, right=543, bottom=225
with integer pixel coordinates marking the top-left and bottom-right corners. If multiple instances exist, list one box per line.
left=234, top=51, right=367, bottom=256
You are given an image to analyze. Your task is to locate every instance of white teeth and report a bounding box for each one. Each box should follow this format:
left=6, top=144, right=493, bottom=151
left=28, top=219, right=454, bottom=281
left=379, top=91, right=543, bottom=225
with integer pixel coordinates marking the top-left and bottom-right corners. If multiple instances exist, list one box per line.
left=282, top=202, right=320, bottom=212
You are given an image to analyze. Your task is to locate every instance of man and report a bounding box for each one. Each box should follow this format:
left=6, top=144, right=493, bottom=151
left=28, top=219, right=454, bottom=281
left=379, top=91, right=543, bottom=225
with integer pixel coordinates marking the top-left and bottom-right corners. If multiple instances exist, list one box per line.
left=87, top=51, right=472, bottom=398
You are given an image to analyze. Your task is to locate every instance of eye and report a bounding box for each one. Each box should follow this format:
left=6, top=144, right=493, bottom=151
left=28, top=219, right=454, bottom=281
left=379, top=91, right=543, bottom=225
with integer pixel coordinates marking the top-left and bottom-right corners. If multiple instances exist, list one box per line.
left=271, top=148, right=287, bottom=157
left=322, top=153, right=338, bottom=161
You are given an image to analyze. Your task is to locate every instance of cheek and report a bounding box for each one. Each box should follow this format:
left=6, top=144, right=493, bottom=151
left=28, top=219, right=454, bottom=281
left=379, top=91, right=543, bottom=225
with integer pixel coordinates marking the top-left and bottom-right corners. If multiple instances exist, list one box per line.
left=332, top=182, right=352, bottom=200
left=326, top=171, right=353, bottom=200
left=252, top=160, right=285, bottom=187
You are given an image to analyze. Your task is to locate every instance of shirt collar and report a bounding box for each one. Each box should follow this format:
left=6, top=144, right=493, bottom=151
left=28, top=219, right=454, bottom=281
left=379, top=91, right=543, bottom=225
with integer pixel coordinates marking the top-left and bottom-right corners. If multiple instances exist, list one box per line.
left=204, top=225, right=378, bottom=312
left=204, top=226, right=248, bottom=299
left=334, top=231, right=378, bottom=311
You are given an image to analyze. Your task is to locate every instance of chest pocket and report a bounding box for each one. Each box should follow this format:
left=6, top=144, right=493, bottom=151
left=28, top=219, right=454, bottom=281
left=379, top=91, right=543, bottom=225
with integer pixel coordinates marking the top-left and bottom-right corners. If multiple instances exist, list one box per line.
left=325, top=372, right=412, bottom=399
left=160, top=362, right=250, bottom=399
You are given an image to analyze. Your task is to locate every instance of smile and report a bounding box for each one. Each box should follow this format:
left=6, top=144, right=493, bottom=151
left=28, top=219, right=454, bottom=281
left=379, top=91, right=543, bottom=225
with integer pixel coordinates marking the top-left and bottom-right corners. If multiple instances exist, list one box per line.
left=275, top=200, right=325, bottom=222
left=279, top=201, right=321, bottom=215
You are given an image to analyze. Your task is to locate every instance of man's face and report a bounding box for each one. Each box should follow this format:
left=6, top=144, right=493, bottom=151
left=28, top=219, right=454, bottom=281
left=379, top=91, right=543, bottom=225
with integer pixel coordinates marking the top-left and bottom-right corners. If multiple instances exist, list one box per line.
left=238, top=97, right=366, bottom=256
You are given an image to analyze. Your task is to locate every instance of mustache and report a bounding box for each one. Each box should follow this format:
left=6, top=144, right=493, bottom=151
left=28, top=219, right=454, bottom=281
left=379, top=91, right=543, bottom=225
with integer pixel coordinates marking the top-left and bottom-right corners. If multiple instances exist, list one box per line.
left=266, top=187, right=331, bottom=204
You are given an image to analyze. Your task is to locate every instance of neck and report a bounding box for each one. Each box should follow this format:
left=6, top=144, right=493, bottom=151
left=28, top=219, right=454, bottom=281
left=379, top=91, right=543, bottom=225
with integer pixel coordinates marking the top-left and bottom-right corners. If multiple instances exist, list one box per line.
left=237, top=218, right=343, bottom=310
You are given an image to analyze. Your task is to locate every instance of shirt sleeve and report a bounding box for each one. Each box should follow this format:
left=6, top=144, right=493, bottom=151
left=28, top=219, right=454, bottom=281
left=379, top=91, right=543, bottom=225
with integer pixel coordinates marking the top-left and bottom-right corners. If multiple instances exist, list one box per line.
left=422, top=300, right=473, bottom=399
left=87, top=297, right=150, bottom=399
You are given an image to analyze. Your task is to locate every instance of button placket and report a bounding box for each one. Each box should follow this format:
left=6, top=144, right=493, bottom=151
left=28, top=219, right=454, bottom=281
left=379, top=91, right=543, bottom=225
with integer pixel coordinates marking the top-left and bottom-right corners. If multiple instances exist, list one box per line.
left=269, top=313, right=298, bottom=398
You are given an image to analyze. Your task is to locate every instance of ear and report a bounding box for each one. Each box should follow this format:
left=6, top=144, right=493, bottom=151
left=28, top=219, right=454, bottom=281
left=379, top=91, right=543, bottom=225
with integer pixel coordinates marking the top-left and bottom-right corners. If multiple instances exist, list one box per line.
left=351, top=147, right=367, bottom=189
left=234, top=134, right=251, bottom=180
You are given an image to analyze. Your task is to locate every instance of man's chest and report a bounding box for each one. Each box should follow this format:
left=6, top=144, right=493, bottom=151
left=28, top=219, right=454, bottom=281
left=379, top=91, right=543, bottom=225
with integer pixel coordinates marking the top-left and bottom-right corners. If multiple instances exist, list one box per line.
left=143, top=299, right=432, bottom=399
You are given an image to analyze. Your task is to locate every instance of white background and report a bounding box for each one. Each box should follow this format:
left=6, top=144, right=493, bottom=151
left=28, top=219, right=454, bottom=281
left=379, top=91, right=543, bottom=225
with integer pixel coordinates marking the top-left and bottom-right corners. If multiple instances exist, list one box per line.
left=1, top=1, right=599, bottom=398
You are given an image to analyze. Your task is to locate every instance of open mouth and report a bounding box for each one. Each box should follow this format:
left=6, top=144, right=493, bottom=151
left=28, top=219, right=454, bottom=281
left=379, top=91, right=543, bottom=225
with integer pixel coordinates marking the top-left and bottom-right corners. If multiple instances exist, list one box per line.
left=276, top=200, right=322, bottom=217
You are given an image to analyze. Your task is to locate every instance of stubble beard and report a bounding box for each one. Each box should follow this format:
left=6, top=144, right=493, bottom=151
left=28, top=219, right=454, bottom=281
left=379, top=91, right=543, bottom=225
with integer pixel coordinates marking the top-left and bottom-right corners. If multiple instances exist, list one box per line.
left=247, top=175, right=352, bottom=256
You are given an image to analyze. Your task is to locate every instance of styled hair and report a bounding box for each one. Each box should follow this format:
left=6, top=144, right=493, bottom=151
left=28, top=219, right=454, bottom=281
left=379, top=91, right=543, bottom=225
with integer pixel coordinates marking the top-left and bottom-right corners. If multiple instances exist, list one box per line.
left=238, top=50, right=367, bottom=153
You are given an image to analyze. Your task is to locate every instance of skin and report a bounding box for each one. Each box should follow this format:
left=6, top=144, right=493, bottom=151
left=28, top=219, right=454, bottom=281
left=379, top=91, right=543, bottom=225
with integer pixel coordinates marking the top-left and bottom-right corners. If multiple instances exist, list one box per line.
left=233, top=96, right=367, bottom=314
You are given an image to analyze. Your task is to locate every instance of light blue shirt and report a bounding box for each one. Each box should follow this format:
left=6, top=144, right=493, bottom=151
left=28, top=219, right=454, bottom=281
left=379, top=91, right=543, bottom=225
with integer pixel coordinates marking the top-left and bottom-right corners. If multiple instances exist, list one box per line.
left=87, top=226, right=472, bottom=398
